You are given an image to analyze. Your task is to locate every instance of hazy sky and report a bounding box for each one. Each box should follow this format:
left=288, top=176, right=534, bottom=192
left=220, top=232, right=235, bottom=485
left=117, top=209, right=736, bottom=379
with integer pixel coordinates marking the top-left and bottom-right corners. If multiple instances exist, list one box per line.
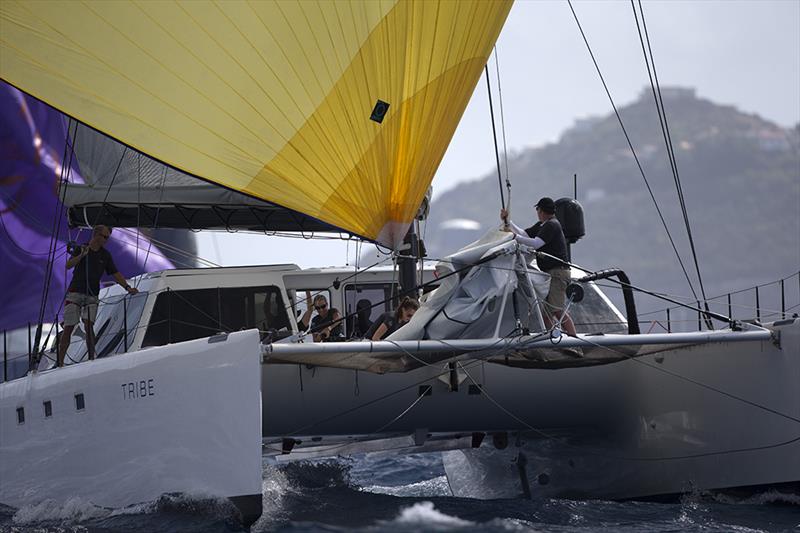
left=197, top=0, right=800, bottom=268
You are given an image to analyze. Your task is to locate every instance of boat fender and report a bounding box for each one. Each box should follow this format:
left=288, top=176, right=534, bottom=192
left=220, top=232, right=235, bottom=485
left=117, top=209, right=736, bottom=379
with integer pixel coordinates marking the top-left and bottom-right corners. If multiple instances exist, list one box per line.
left=537, top=472, right=550, bottom=486
left=492, top=432, right=508, bottom=450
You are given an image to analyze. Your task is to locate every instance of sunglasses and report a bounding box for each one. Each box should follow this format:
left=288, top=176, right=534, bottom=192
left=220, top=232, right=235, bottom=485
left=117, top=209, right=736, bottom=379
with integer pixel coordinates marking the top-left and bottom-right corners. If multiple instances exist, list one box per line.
left=315, top=304, right=327, bottom=310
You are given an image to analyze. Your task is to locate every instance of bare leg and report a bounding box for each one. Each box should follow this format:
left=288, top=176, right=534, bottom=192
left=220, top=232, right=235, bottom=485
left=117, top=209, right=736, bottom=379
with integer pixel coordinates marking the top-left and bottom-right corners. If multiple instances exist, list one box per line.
left=84, top=320, right=96, bottom=360
left=57, top=325, right=75, bottom=367
left=552, top=310, right=577, bottom=337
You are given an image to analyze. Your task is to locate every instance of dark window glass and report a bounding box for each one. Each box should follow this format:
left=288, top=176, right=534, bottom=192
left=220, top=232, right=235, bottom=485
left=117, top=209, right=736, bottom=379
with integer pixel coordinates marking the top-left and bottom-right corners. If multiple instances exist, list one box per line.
left=62, top=292, right=149, bottom=363
left=343, top=284, right=394, bottom=338
left=75, top=393, right=85, bottom=411
left=16, top=406, right=24, bottom=424
left=143, top=286, right=288, bottom=347
left=569, top=283, right=627, bottom=334
left=43, top=400, right=52, bottom=417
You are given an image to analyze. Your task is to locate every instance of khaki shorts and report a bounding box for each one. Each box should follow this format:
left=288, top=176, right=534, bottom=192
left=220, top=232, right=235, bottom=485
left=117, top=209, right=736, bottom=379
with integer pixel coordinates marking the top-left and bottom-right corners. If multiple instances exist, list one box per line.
left=64, top=292, right=99, bottom=326
left=544, top=268, right=570, bottom=311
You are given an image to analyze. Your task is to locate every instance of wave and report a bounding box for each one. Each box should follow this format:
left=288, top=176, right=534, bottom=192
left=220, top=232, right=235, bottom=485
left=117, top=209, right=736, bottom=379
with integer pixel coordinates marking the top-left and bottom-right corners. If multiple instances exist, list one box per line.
left=391, top=501, right=474, bottom=528
left=707, top=489, right=800, bottom=506
left=361, top=475, right=452, bottom=497
left=11, top=496, right=110, bottom=525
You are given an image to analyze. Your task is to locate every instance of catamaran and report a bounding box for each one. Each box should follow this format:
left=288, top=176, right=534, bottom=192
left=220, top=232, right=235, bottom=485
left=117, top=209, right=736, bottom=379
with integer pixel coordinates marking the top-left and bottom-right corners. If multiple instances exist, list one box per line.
left=1, top=0, right=797, bottom=527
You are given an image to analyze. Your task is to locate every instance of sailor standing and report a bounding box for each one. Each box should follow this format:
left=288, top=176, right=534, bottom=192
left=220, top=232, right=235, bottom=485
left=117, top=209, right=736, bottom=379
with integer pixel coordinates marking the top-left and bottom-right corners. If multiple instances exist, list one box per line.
left=501, top=197, right=577, bottom=337
left=56, top=225, right=138, bottom=367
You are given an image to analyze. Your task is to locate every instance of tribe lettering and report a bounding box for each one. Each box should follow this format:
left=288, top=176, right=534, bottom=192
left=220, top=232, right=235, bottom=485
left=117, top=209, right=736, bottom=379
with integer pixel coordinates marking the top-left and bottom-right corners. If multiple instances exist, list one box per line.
left=121, top=379, right=155, bottom=400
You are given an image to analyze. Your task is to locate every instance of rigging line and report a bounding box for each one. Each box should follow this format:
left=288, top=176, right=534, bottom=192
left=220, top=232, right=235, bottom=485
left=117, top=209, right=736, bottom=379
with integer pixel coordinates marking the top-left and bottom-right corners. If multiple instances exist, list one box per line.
left=580, top=333, right=800, bottom=426
left=115, top=227, right=220, bottom=268
left=34, top=118, right=78, bottom=356
left=635, top=0, right=713, bottom=329
left=135, top=152, right=141, bottom=264
left=278, top=255, right=395, bottom=323
left=0, top=210, right=57, bottom=256
left=566, top=0, right=700, bottom=303
left=485, top=64, right=506, bottom=211
left=280, top=338, right=515, bottom=437
left=493, top=47, right=512, bottom=206
left=136, top=166, right=169, bottom=287
left=456, top=360, right=800, bottom=462
left=263, top=392, right=430, bottom=456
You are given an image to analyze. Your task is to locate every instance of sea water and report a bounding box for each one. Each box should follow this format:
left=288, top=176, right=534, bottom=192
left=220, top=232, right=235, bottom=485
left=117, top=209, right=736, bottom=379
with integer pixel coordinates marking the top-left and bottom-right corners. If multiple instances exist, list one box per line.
left=1, top=453, right=797, bottom=532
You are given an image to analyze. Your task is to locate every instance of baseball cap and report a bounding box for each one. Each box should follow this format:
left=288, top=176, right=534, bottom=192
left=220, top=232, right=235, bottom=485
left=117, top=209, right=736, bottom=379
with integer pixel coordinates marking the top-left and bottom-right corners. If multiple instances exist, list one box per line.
left=534, top=197, right=556, bottom=213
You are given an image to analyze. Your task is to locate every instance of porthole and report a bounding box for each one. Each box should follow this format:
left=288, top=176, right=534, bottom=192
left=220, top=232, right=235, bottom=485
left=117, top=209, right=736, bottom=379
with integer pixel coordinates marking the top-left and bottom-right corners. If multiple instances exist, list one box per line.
left=43, top=401, right=52, bottom=418
left=75, top=393, right=85, bottom=411
left=16, top=407, right=24, bottom=424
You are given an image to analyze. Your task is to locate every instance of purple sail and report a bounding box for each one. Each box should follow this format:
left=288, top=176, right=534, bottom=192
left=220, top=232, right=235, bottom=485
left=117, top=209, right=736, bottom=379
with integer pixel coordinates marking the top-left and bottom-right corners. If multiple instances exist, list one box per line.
left=0, top=84, right=175, bottom=332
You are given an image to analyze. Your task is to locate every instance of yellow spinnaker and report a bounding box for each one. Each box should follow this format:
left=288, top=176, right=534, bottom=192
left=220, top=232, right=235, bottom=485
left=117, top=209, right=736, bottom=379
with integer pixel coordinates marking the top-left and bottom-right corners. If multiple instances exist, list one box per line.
left=0, top=0, right=512, bottom=247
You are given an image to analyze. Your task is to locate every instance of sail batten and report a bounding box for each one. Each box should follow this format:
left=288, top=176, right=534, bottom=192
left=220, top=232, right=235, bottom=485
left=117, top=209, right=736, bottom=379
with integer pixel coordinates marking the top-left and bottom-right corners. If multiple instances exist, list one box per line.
left=1, top=0, right=512, bottom=247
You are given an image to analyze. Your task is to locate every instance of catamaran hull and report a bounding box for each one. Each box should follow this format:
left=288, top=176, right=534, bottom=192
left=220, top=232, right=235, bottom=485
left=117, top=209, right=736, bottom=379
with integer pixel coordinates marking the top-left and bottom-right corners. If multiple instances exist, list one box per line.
left=0, top=330, right=263, bottom=526
left=442, top=320, right=800, bottom=500
left=262, top=320, right=799, bottom=501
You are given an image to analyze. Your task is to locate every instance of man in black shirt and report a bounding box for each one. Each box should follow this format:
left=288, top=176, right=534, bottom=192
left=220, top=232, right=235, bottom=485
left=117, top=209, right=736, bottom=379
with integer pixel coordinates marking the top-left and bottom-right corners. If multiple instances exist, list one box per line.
left=501, top=197, right=577, bottom=337
left=57, top=225, right=138, bottom=367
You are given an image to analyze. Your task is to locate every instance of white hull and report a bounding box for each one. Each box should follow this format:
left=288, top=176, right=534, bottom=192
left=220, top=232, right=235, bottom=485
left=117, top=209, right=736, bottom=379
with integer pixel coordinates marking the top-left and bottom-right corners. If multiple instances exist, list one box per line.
left=0, top=330, right=264, bottom=525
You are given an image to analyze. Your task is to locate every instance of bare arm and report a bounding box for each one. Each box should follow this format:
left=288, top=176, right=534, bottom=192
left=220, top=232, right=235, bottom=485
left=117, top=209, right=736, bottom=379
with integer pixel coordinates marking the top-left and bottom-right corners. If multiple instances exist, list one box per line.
left=299, top=292, right=314, bottom=330
left=371, top=322, right=388, bottom=341
left=113, top=272, right=138, bottom=294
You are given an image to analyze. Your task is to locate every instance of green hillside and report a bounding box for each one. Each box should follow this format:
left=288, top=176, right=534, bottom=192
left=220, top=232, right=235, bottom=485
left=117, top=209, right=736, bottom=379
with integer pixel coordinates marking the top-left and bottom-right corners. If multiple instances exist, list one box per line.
left=425, top=88, right=800, bottom=319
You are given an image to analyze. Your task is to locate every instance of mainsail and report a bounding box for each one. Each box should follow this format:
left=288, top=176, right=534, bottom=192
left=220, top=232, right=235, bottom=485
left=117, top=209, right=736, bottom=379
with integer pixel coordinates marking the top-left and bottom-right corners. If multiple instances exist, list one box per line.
left=0, top=0, right=512, bottom=248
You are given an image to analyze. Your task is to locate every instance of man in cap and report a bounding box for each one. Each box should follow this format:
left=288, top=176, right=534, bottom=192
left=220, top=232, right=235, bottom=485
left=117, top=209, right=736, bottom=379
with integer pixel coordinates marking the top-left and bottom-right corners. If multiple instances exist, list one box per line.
left=501, top=198, right=577, bottom=337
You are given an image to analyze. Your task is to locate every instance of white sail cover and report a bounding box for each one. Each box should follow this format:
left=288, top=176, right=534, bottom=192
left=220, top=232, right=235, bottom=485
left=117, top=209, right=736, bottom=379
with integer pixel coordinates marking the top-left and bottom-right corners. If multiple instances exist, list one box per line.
left=391, top=230, right=550, bottom=341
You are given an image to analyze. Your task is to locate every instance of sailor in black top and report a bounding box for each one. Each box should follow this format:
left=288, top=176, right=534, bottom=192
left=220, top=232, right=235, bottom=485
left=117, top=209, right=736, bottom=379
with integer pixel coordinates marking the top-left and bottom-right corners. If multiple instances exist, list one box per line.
left=501, top=197, right=577, bottom=337
left=57, top=225, right=138, bottom=367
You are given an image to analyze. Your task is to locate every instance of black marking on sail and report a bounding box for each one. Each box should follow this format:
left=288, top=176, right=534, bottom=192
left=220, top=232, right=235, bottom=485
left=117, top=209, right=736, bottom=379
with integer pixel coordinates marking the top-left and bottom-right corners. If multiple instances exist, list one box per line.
left=370, top=99, right=390, bottom=123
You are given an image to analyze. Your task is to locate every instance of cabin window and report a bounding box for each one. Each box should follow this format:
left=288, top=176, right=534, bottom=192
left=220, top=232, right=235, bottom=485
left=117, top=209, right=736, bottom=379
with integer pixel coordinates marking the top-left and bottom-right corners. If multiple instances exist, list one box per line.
left=341, top=282, right=438, bottom=338
left=75, top=393, right=85, bottom=411
left=63, top=292, right=149, bottom=362
left=342, top=284, right=394, bottom=338
left=43, top=401, right=52, bottom=418
left=142, top=285, right=288, bottom=347
left=570, top=283, right=627, bottom=335
left=291, top=290, right=332, bottom=332
left=16, top=406, right=24, bottom=424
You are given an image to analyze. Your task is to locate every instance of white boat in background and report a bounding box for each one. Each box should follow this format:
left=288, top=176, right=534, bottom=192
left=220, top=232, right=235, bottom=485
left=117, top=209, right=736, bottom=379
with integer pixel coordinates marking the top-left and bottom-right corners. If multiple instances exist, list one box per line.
left=1, top=0, right=798, bottom=526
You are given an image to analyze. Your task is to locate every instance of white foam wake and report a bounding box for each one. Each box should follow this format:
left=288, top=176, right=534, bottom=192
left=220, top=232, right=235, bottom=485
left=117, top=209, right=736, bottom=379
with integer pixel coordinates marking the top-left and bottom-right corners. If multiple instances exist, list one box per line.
left=394, top=501, right=473, bottom=527
left=12, top=496, right=109, bottom=524
left=362, top=475, right=452, bottom=497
